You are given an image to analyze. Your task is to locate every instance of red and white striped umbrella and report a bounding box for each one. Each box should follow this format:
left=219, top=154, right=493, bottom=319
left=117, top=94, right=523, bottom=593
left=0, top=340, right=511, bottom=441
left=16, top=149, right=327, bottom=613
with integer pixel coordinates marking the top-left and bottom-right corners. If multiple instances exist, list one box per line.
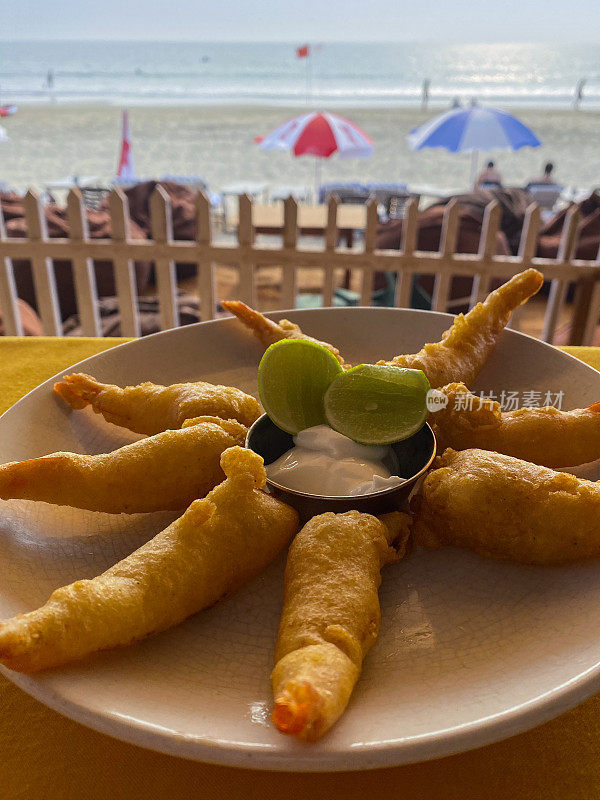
left=257, top=111, right=373, bottom=159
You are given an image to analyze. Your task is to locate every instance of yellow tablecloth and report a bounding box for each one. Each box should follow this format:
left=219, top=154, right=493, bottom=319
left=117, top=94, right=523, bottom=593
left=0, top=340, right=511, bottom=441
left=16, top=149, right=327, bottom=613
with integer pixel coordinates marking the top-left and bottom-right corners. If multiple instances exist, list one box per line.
left=1, top=338, right=600, bottom=800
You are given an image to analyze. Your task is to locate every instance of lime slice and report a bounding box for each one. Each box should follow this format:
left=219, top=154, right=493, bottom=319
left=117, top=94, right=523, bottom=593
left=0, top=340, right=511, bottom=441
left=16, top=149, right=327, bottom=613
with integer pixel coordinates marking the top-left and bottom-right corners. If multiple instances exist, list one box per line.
left=324, top=365, right=430, bottom=445
left=258, top=339, right=343, bottom=434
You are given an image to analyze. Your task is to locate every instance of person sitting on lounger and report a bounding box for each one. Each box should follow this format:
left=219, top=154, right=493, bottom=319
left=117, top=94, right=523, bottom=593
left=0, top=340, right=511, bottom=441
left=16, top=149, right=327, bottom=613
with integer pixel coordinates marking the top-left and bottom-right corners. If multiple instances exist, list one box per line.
left=476, top=161, right=503, bottom=189
left=526, top=162, right=558, bottom=187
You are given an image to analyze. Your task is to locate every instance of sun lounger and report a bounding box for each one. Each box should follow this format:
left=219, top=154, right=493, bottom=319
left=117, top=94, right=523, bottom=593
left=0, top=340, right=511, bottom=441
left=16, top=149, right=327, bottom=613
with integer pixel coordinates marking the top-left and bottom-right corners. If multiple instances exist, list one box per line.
left=526, top=184, right=564, bottom=220
left=270, top=185, right=312, bottom=203
left=318, top=182, right=370, bottom=204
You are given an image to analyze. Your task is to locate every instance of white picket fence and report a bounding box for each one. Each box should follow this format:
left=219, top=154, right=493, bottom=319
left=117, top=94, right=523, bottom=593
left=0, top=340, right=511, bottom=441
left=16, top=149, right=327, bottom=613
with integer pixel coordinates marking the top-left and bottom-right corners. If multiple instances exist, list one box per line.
left=1, top=186, right=599, bottom=343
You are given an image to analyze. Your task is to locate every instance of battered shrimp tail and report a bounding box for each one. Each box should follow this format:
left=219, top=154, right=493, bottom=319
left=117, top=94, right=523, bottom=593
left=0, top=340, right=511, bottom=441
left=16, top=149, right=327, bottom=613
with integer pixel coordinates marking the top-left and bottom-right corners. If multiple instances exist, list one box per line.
left=272, top=680, right=324, bottom=737
left=53, top=373, right=105, bottom=410
left=588, top=402, right=600, bottom=413
left=222, top=299, right=346, bottom=364
left=384, top=269, right=544, bottom=388
left=221, top=300, right=290, bottom=347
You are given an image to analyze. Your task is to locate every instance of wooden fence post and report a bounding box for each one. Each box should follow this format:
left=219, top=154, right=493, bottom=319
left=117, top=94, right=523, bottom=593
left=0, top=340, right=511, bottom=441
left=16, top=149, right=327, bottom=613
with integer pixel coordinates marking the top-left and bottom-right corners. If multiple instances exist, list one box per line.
left=150, top=185, right=178, bottom=331
left=322, top=195, right=339, bottom=307
left=23, top=189, right=62, bottom=335
left=507, top=203, right=542, bottom=331
left=108, top=188, right=141, bottom=337
left=542, top=205, right=580, bottom=343
left=468, top=200, right=501, bottom=308
left=0, top=207, right=22, bottom=335
left=196, top=191, right=215, bottom=321
left=237, top=194, right=256, bottom=306
left=360, top=196, right=378, bottom=305
left=396, top=196, right=418, bottom=308
left=66, top=188, right=101, bottom=336
left=281, top=196, right=298, bottom=309
left=432, top=198, right=459, bottom=312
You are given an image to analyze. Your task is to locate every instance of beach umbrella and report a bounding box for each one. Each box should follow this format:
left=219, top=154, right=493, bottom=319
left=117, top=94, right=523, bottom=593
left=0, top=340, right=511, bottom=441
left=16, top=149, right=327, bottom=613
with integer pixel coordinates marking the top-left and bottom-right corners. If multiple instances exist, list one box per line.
left=408, top=104, right=541, bottom=185
left=256, top=111, right=373, bottom=198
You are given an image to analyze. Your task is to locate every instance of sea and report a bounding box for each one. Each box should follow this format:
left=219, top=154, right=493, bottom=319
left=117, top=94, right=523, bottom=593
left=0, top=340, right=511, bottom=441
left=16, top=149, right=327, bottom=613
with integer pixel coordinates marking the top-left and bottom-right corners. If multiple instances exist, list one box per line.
left=1, top=40, right=600, bottom=109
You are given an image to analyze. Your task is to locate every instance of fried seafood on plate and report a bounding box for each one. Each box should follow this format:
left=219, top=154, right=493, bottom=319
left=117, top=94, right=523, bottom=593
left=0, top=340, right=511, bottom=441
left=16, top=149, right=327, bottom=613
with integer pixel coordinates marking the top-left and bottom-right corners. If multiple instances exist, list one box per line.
left=412, top=447, right=600, bottom=565
left=221, top=300, right=346, bottom=365
left=0, top=416, right=246, bottom=513
left=380, top=269, right=544, bottom=388
left=54, top=372, right=261, bottom=434
left=431, top=383, right=600, bottom=468
left=271, top=510, right=411, bottom=741
left=0, top=447, right=299, bottom=673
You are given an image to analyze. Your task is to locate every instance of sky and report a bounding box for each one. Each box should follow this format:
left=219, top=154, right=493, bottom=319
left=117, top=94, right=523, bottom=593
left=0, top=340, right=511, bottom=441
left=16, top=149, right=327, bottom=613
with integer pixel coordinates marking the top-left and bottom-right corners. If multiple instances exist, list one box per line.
left=4, top=0, right=600, bottom=43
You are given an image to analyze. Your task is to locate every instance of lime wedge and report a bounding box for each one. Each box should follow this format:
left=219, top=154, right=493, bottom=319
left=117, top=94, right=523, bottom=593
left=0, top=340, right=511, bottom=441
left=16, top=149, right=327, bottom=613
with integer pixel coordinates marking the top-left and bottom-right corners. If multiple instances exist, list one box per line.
left=324, top=365, right=430, bottom=445
left=258, top=339, right=343, bottom=434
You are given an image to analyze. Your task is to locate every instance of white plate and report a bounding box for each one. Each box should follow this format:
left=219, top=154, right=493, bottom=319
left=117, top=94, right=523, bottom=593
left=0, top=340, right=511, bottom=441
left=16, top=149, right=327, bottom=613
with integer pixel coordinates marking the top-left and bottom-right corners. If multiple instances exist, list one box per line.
left=1, top=308, right=600, bottom=772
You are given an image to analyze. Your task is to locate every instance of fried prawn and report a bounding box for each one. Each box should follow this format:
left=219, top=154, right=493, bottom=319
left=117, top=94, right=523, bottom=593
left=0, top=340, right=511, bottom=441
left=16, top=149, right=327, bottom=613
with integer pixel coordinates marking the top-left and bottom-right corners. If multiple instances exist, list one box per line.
left=0, top=416, right=246, bottom=513
left=412, top=447, right=600, bottom=565
left=271, top=510, right=411, bottom=741
left=431, top=382, right=600, bottom=468
left=0, top=447, right=299, bottom=673
left=54, top=372, right=260, bottom=434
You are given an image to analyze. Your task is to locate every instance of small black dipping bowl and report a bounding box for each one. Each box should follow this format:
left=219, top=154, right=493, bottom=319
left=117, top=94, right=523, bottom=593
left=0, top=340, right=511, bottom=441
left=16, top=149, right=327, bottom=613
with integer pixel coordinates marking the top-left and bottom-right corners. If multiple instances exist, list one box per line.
left=246, top=414, right=436, bottom=521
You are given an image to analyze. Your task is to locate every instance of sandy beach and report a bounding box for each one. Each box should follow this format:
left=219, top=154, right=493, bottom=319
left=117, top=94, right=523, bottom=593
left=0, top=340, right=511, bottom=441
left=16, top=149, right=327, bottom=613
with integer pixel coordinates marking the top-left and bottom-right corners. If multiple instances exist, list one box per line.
left=1, top=104, right=599, bottom=196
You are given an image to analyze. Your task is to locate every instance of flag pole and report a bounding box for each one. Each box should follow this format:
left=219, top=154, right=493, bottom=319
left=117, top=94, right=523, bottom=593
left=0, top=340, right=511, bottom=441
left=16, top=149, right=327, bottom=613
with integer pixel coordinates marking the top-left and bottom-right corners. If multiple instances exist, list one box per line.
left=470, top=150, right=479, bottom=188
left=306, top=47, right=312, bottom=105
left=314, top=158, right=321, bottom=202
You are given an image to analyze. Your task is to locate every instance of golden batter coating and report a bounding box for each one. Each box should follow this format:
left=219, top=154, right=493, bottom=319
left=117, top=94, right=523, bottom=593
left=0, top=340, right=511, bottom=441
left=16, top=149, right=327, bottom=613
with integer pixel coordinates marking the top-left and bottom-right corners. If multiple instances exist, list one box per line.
left=380, top=269, right=544, bottom=388
left=271, top=510, right=411, bottom=741
left=431, top=382, right=600, bottom=468
left=412, top=447, right=600, bottom=565
left=54, top=372, right=261, bottom=434
left=0, top=446, right=299, bottom=673
left=221, top=300, right=346, bottom=365
left=0, top=416, right=246, bottom=513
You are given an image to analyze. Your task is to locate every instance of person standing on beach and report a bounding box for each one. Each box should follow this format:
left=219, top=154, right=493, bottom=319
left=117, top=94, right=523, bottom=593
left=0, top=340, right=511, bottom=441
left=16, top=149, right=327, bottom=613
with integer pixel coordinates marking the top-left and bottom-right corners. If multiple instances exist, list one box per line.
left=574, top=79, right=586, bottom=109
left=421, top=79, right=430, bottom=110
left=476, top=161, right=503, bottom=188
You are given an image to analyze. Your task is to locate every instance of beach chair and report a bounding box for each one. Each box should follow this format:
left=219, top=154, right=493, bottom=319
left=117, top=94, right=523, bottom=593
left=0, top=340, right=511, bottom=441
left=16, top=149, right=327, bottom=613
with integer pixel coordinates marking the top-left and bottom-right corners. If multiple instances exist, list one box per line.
left=81, top=187, right=110, bottom=211
left=160, top=175, right=209, bottom=192
left=318, top=183, right=370, bottom=205
left=270, top=185, right=311, bottom=203
left=364, top=183, right=411, bottom=220
left=526, top=184, right=563, bottom=220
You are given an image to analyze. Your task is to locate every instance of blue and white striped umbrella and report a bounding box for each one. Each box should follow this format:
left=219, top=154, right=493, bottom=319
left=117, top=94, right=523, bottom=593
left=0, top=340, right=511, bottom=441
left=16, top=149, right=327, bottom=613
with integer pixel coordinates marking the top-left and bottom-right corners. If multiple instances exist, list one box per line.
left=408, top=105, right=541, bottom=153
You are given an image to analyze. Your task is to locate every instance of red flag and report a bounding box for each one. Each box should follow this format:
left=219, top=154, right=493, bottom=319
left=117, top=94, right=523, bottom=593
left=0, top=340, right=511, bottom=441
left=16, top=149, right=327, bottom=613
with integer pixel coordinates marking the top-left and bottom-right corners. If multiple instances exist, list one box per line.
left=116, top=109, right=136, bottom=181
left=296, top=45, right=309, bottom=58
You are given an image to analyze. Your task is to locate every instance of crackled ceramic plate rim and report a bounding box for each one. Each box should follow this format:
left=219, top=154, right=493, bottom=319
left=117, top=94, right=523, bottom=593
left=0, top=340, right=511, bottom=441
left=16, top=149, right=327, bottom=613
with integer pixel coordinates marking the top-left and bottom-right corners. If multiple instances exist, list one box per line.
left=1, top=307, right=600, bottom=772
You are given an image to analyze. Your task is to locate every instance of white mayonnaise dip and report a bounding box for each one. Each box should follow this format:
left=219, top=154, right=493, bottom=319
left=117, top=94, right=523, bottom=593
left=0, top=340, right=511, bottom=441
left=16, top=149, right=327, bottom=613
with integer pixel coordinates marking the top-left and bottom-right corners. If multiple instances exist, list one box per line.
left=266, top=425, right=405, bottom=497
